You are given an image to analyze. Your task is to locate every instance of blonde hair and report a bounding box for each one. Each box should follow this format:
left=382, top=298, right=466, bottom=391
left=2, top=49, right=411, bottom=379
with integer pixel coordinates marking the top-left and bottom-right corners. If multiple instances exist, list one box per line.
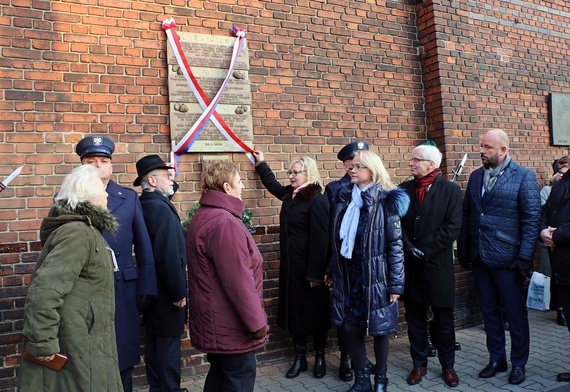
left=55, top=165, right=105, bottom=209
left=355, top=150, right=395, bottom=190
left=201, top=161, right=239, bottom=192
left=290, top=156, right=324, bottom=190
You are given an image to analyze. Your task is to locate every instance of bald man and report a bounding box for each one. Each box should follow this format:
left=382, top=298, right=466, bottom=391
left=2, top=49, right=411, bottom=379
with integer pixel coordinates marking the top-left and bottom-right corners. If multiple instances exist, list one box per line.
left=457, top=129, right=541, bottom=385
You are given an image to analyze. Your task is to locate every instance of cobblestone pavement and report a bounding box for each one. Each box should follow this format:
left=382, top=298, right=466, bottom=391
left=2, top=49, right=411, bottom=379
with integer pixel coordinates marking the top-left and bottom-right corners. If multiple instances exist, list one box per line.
left=138, top=309, right=570, bottom=391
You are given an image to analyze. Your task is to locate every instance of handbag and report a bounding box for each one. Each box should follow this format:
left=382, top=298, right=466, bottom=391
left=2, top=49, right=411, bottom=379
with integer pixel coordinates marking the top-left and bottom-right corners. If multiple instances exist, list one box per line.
left=526, top=271, right=551, bottom=311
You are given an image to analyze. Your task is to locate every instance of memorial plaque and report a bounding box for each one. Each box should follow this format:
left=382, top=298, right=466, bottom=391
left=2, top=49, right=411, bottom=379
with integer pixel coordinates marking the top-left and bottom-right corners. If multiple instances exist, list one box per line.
left=167, top=32, right=252, bottom=153
left=549, top=93, right=570, bottom=146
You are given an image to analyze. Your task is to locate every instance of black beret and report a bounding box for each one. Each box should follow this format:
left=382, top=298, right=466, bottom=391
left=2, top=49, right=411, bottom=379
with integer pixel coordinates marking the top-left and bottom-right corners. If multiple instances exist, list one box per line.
left=337, top=141, right=369, bottom=162
left=76, top=135, right=115, bottom=159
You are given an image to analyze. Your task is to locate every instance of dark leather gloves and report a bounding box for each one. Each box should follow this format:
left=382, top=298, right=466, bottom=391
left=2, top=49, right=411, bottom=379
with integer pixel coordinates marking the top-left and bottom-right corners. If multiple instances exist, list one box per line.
left=252, top=325, right=269, bottom=340
left=511, top=259, right=533, bottom=279
left=457, top=249, right=470, bottom=270
left=406, top=247, right=425, bottom=263
left=137, top=295, right=153, bottom=312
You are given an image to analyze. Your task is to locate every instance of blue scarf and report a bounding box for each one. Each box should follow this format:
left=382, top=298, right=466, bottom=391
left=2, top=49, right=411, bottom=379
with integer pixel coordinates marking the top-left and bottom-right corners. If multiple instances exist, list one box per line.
left=339, top=183, right=373, bottom=259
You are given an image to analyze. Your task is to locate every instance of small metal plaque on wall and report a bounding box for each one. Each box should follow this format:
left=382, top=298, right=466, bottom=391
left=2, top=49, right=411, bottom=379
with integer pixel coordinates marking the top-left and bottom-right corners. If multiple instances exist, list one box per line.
left=549, top=93, right=570, bottom=146
left=166, top=32, right=253, bottom=153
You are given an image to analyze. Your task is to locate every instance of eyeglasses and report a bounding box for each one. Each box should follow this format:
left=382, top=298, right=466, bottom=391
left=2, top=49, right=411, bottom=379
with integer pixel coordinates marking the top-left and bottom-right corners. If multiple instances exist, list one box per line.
left=348, top=164, right=367, bottom=172
left=151, top=173, right=173, bottom=180
left=410, top=158, right=431, bottom=163
left=287, top=170, right=306, bottom=177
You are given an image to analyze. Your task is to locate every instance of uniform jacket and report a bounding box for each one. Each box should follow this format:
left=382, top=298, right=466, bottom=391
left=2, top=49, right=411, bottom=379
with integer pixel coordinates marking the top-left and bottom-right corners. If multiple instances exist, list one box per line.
left=330, top=184, right=409, bottom=336
left=542, top=171, right=570, bottom=286
left=186, top=190, right=268, bottom=354
left=399, top=175, right=462, bottom=307
left=255, top=161, right=331, bottom=336
left=19, top=202, right=122, bottom=392
left=139, top=191, right=187, bottom=337
left=103, top=180, right=156, bottom=371
left=458, top=160, right=541, bottom=268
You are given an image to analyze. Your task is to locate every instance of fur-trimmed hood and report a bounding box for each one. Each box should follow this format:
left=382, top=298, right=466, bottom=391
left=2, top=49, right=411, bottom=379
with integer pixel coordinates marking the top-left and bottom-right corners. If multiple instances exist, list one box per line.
left=40, top=201, right=118, bottom=244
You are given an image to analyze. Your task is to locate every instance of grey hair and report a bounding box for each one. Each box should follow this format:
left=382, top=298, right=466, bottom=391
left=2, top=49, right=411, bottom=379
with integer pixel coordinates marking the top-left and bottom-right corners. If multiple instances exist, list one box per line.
left=55, top=165, right=105, bottom=209
left=414, top=145, right=442, bottom=168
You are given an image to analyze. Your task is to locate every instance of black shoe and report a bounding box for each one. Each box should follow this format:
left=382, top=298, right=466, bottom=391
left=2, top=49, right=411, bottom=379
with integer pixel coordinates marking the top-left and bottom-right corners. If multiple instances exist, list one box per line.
left=454, top=342, right=461, bottom=351
left=314, top=351, right=326, bottom=379
left=478, top=361, right=508, bottom=378
left=428, top=344, right=437, bottom=358
left=339, top=351, right=353, bottom=381
left=508, top=366, right=525, bottom=385
left=557, top=372, right=570, bottom=382
left=557, top=310, right=567, bottom=326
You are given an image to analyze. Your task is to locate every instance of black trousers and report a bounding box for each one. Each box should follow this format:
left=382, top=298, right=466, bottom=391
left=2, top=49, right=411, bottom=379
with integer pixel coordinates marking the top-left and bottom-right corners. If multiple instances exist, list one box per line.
left=145, top=332, right=183, bottom=392
left=120, top=366, right=133, bottom=392
left=204, top=351, right=257, bottom=392
left=558, top=284, right=570, bottom=334
left=405, top=300, right=455, bottom=369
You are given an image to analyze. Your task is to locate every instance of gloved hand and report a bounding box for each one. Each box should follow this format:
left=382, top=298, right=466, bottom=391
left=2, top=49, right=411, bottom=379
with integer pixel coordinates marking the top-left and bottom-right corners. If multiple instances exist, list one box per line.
left=457, top=249, right=470, bottom=270
left=252, top=325, right=269, bottom=340
left=137, top=295, right=153, bottom=312
left=406, top=247, right=425, bottom=263
left=511, top=259, right=533, bottom=279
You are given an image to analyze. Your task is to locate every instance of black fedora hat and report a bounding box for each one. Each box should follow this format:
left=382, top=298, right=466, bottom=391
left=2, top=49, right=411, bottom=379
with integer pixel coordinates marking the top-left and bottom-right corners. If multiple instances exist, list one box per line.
left=133, top=155, right=173, bottom=186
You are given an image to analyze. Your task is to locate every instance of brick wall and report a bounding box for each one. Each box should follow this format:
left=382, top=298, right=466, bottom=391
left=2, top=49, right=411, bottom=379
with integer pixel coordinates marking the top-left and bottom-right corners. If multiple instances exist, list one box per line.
left=1, top=0, right=569, bottom=389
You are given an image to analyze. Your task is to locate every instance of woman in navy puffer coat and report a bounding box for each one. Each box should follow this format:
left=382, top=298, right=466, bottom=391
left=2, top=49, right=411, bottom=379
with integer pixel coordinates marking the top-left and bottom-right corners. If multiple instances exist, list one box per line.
left=328, top=150, right=409, bottom=392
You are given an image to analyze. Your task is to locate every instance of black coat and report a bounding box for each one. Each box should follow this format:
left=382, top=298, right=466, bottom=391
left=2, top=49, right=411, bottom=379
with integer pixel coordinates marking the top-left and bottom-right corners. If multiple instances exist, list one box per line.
left=103, top=180, right=157, bottom=371
left=399, top=175, right=462, bottom=307
left=255, top=162, right=330, bottom=336
left=542, top=171, right=570, bottom=286
left=139, top=191, right=187, bottom=337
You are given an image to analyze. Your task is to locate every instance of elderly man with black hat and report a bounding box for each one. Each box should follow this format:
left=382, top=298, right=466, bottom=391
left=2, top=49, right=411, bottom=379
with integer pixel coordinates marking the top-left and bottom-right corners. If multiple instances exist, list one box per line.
left=324, top=141, right=369, bottom=382
left=134, top=154, right=188, bottom=392
left=76, top=136, right=157, bottom=392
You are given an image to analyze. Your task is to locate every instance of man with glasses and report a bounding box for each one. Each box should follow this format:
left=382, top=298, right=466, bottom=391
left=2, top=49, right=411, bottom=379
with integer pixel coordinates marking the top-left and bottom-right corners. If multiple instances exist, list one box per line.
left=134, top=155, right=188, bottom=392
left=324, top=141, right=369, bottom=382
left=399, top=144, right=462, bottom=387
left=76, top=136, right=157, bottom=392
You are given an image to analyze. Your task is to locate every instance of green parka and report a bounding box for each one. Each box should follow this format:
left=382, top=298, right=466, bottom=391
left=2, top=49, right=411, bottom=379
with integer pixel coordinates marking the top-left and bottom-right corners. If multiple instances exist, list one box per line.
left=18, top=202, right=123, bottom=392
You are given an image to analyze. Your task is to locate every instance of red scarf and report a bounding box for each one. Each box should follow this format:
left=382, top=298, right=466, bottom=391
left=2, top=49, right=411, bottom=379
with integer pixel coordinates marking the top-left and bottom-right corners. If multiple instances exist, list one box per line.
left=414, top=170, right=439, bottom=205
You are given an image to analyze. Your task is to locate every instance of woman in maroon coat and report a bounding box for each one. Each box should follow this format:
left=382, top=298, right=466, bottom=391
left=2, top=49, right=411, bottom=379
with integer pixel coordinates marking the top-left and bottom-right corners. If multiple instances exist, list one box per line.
left=186, top=161, right=269, bottom=392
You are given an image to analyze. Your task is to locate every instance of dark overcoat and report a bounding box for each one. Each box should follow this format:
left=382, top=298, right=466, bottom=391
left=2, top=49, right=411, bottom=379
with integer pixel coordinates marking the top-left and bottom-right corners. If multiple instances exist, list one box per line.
left=103, top=180, right=157, bottom=371
left=139, top=191, right=187, bottom=337
left=399, top=175, right=462, bottom=307
left=255, top=162, right=330, bottom=336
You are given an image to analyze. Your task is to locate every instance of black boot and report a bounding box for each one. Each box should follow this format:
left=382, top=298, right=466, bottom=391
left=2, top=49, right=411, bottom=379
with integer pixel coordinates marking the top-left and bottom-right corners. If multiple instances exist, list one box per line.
left=339, top=349, right=354, bottom=381
left=557, top=309, right=567, bottom=326
left=348, top=369, right=372, bottom=392
left=286, top=344, right=308, bottom=379
left=313, top=334, right=327, bottom=378
left=374, top=374, right=388, bottom=392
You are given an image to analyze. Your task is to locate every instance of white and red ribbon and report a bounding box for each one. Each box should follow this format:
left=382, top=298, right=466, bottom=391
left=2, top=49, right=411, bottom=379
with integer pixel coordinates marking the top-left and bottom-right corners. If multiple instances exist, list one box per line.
left=162, top=18, right=254, bottom=167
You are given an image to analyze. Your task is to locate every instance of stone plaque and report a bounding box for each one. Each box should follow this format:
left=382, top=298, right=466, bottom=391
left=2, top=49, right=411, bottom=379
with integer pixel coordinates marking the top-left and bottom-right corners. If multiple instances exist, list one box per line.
left=167, top=32, right=252, bottom=153
left=549, top=93, right=570, bottom=146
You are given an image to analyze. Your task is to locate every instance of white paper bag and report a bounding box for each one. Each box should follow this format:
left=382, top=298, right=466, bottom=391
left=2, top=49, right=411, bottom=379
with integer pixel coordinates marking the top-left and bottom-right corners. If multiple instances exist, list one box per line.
left=526, top=271, right=551, bottom=311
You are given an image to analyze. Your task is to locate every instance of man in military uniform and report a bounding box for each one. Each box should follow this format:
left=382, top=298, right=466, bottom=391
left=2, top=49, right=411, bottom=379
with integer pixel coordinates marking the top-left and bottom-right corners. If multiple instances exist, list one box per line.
left=77, top=136, right=157, bottom=392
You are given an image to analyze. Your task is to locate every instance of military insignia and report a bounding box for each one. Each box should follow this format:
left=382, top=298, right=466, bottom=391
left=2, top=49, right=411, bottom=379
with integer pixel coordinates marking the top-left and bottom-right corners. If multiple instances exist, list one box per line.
left=357, top=142, right=364, bottom=150
left=92, top=136, right=103, bottom=146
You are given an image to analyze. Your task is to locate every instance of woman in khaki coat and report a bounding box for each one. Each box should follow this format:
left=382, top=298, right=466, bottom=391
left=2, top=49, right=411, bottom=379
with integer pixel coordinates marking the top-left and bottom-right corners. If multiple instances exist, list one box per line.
left=18, top=165, right=123, bottom=392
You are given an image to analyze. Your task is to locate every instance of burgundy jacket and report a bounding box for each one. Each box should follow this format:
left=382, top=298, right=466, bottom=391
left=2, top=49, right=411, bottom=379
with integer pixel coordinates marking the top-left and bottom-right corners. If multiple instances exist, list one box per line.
left=186, top=189, right=268, bottom=354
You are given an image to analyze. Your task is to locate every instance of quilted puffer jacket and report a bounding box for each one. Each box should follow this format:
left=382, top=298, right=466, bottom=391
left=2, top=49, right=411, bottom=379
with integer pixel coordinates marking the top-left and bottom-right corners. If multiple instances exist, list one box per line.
left=458, top=160, right=541, bottom=268
left=330, top=184, right=409, bottom=336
